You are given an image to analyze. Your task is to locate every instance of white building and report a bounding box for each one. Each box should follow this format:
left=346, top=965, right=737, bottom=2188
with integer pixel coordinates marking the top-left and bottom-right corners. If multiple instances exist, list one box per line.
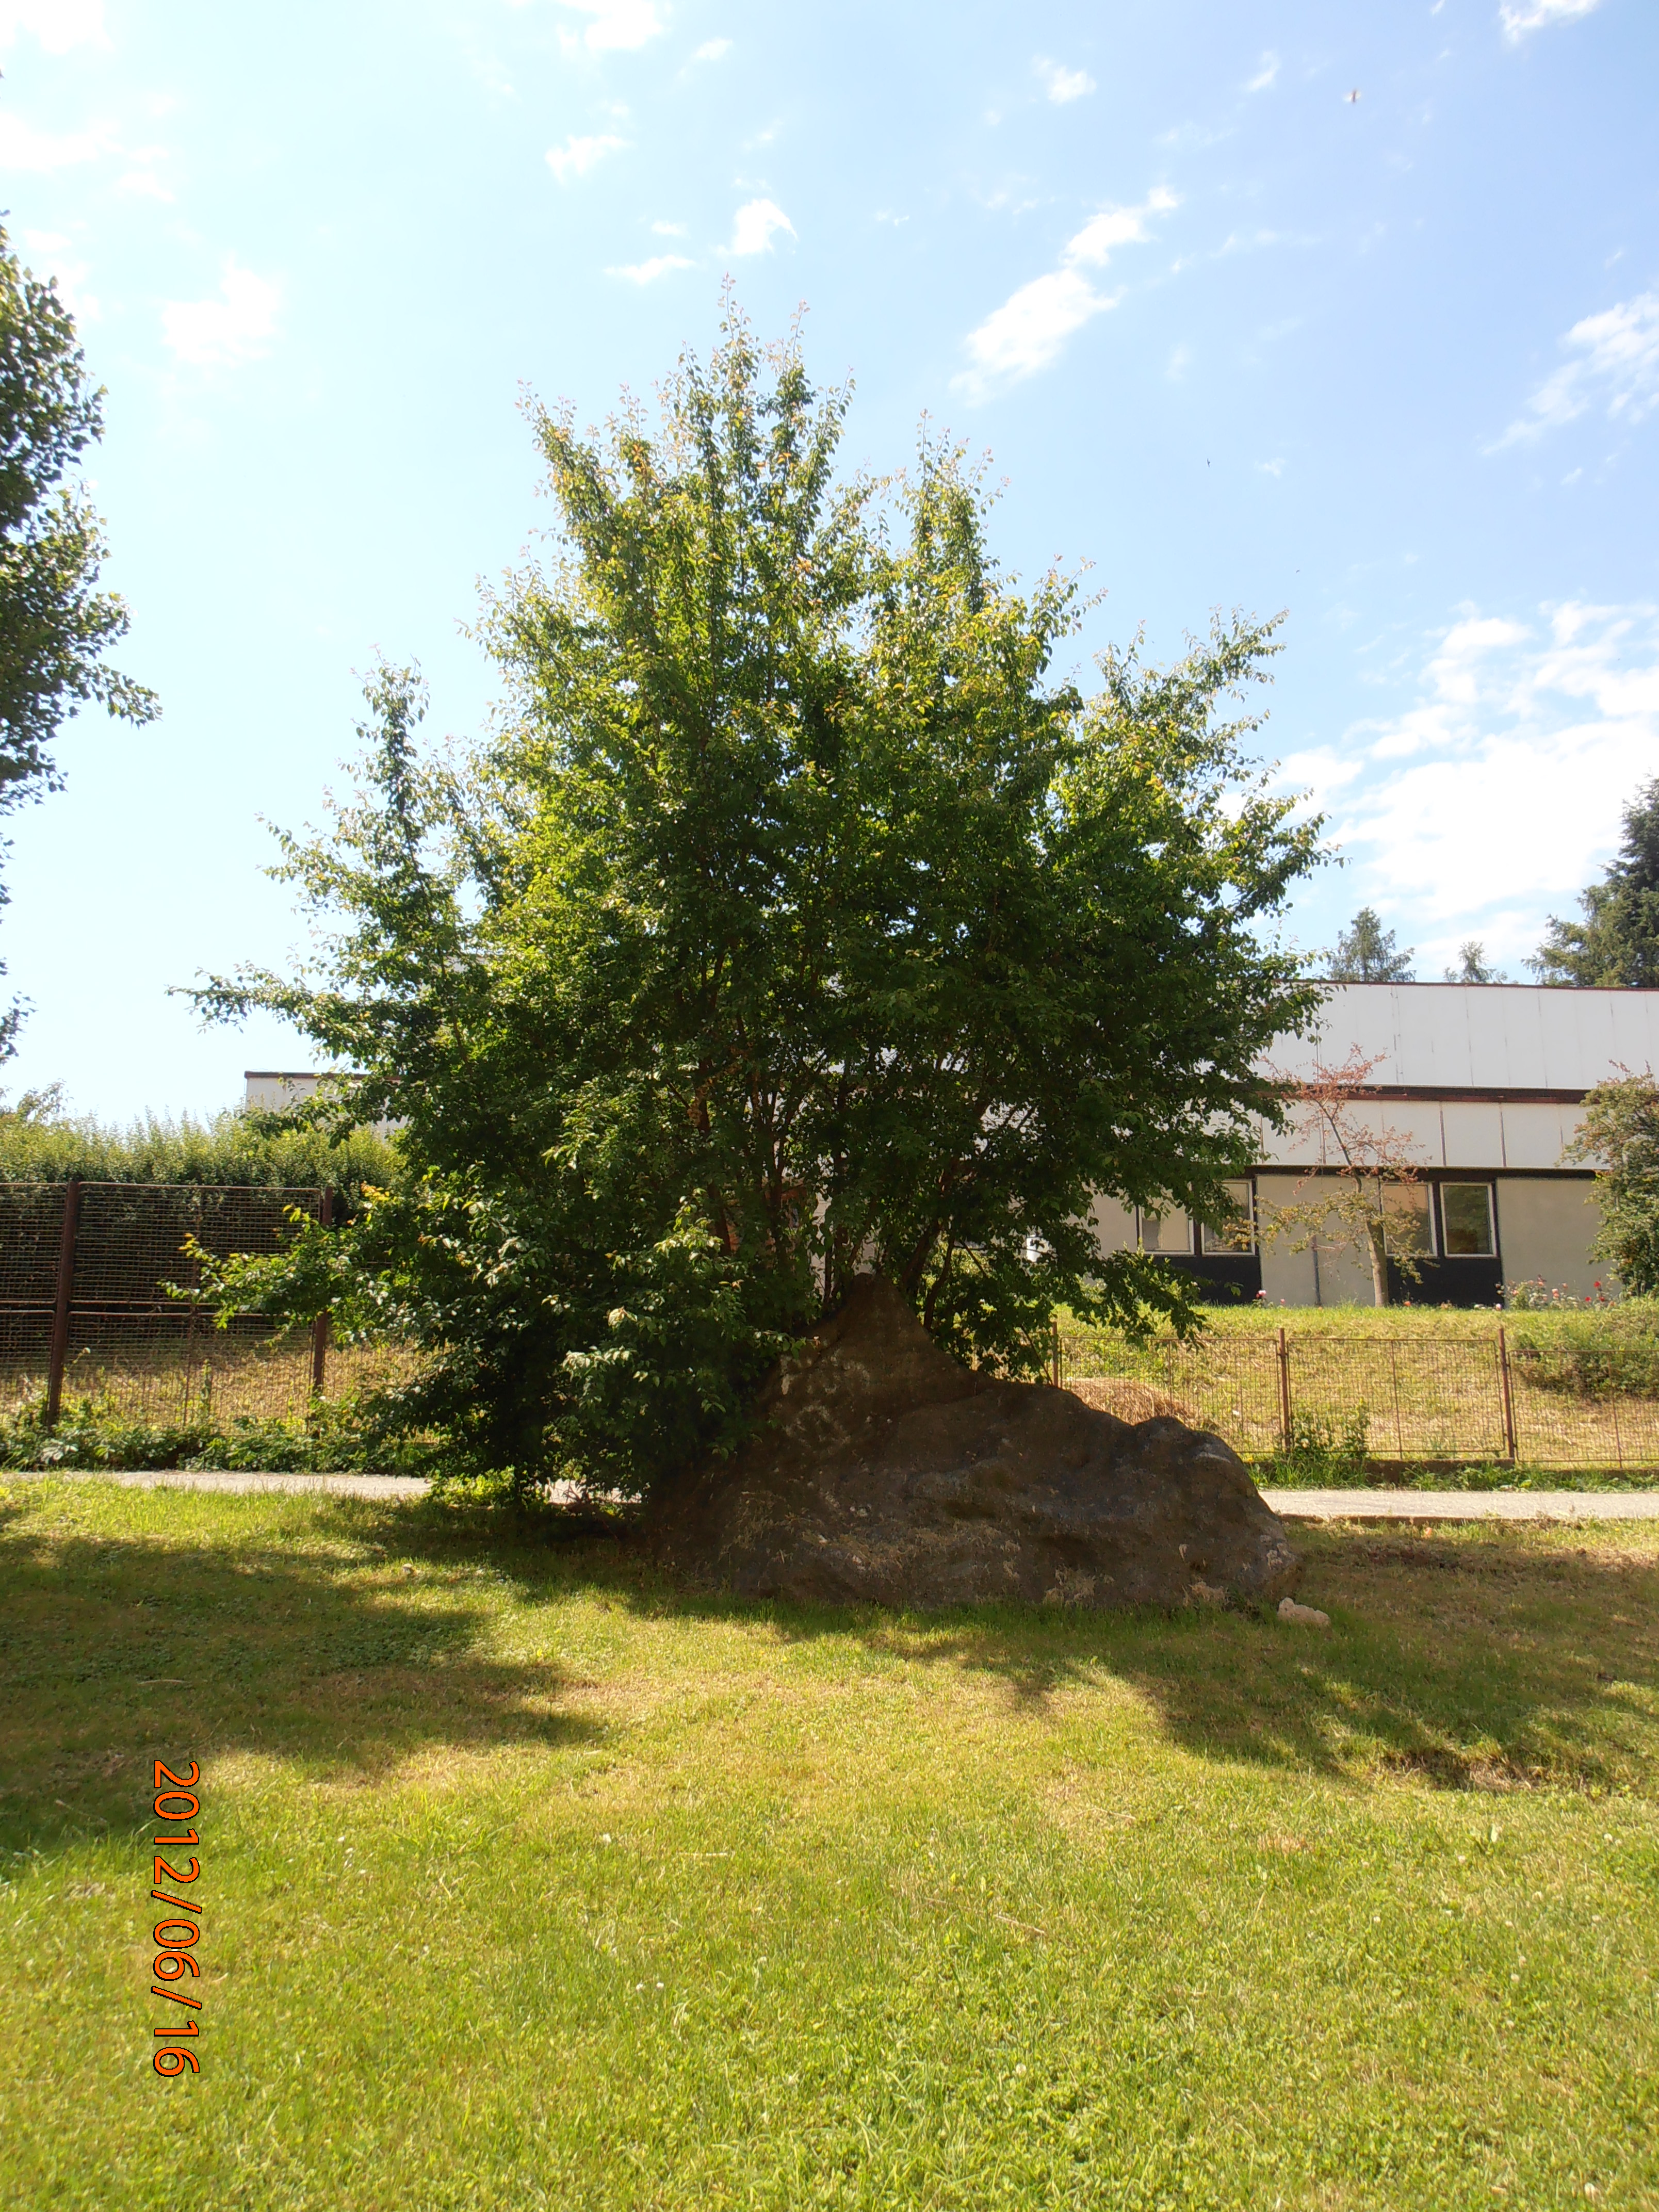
left=1089, top=983, right=1659, bottom=1307
left=243, top=1070, right=398, bottom=1140
left=244, top=1070, right=330, bottom=1115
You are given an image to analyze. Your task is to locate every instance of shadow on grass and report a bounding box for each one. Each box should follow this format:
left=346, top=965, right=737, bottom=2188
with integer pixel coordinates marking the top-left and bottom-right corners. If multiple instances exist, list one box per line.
left=0, top=1493, right=611, bottom=1857
left=617, top=1520, right=1659, bottom=1798
left=2, top=1491, right=1655, bottom=1860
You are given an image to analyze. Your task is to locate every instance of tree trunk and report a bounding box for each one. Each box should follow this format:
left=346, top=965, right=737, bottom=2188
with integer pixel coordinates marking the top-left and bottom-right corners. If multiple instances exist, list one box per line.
left=1367, top=1216, right=1391, bottom=1307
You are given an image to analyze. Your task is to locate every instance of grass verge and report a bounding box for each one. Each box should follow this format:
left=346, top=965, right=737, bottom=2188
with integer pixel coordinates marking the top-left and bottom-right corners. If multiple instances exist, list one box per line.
left=1, top=1481, right=1655, bottom=2209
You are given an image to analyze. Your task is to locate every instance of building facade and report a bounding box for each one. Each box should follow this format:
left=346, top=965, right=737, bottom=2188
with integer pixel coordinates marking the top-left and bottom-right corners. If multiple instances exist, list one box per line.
left=1089, top=983, right=1659, bottom=1306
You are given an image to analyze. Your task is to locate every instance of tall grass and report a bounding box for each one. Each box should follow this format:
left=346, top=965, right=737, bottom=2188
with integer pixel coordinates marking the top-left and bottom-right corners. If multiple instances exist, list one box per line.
left=1062, top=1297, right=1659, bottom=1400
left=0, top=1095, right=396, bottom=1196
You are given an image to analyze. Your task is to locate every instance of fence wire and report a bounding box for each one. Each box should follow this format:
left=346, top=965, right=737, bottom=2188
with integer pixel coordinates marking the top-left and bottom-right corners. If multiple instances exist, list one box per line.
left=0, top=1181, right=410, bottom=1427
left=9, top=1182, right=1655, bottom=1468
left=1061, top=1330, right=1659, bottom=1472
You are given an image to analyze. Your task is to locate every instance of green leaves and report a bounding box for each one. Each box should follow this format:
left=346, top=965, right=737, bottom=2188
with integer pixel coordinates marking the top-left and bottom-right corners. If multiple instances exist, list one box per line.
left=0, top=225, right=158, bottom=1055
left=198, top=310, right=1324, bottom=1490
left=1569, top=1070, right=1659, bottom=1296
left=1533, top=777, right=1659, bottom=989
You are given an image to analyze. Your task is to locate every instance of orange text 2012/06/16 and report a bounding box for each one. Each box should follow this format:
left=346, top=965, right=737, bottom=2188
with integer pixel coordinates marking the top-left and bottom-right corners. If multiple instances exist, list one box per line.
left=151, top=1761, right=202, bottom=2077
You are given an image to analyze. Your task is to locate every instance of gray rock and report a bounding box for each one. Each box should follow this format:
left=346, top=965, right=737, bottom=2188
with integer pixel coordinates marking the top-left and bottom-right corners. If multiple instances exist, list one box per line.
left=652, top=1278, right=1303, bottom=1612
left=1277, top=1597, right=1331, bottom=1628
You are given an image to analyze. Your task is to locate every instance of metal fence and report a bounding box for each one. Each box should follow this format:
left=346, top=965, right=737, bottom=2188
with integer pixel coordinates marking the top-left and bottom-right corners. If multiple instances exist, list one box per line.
left=1061, top=1326, right=1659, bottom=1473
left=0, top=1178, right=399, bottom=1428
left=9, top=1180, right=1654, bottom=1469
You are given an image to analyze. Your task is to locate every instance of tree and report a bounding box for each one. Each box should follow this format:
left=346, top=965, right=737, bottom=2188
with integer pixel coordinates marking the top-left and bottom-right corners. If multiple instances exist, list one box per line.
left=0, top=225, right=157, bottom=1053
left=1532, top=779, right=1659, bottom=987
left=1443, top=940, right=1506, bottom=983
left=1566, top=1067, right=1659, bottom=1294
left=196, top=314, right=1325, bottom=1495
left=1261, top=1048, right=1429, bottom=1306
left=1327, top=907, right=1413, bottom=982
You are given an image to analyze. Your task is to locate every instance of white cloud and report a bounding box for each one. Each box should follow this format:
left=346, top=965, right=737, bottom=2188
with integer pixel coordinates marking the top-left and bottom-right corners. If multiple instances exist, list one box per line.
left=956, top=269, right=1113, bottom=394
left=1062, top=186, right=1178, bottom=268
left=556, top=0, right=663, bottom=51
left=161, top=259, right=280, bottom=368
left=954, top=187, right=1177, bottom=399
left=1245, top=52, right=1279, bottom=92
left=693, top=38, right=731, bottom=60
left=1499, top=0, right=1600, bottom=41
left=117, top=168, right=174, bottom=201
left=1034, top=57, right=1095, bottom=104
left=608, top=253, right=692, bottom=283
left=0, top=112, right=108, bottom=168
left=1495, top=289, right=1659, bottom=446
left=0, top=0, right=107, bottom=53
left=1293, top=600, right=1659, bottom=963
left=727, top=198, right=793, bottom=255
left=546, top=132, right=627, bottom=183
left=650, top=219, right=687, bottom=236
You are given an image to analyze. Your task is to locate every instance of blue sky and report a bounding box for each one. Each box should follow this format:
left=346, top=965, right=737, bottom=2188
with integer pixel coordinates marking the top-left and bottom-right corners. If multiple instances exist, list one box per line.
left=2, top=0, right=1656, bottom=1118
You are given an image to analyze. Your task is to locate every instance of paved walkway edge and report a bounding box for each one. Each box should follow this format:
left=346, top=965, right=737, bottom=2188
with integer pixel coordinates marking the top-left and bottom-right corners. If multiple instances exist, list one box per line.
left=1261, top=1487, right=1659, bottom=1520
left=4, top=1471, right=1658, bottom=1519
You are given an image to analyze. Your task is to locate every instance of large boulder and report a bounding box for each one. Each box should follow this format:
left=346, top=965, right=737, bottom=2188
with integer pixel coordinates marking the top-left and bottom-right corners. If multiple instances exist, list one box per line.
left=650, top=1277, right=1302, bottom=1611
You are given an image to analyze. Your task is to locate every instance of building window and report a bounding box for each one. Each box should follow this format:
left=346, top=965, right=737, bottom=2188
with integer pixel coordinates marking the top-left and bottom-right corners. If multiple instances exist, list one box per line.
left=1200, top=1180, right=1256, bottom=1255
left=1380, top=1181, right=1435, bottom=1258
left=1138, top=1209, right=1193, bottom=1256
left=1440, top=1181, right=1495, bottom=1257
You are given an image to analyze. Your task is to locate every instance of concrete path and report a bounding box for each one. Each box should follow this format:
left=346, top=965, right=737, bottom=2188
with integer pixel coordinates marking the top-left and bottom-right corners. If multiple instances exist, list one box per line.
left=6, top=1469, right=1659, bottom=1521
left=0, top=1469, right=429, bottom=1499
left=1262, top=1487, right=1659, bottom=1521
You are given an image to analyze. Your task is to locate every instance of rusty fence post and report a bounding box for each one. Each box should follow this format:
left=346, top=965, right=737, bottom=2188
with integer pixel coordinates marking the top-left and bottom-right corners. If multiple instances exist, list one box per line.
left=1497, top=1325, right=1518, bottom=1465
left=1276, top=1325, right=1292, bottom=1454
left=45, top=1175, right=83, bottom=1429
left=1051, top=1317, right=1062, bottom=1390
left=309, top=1185, right=334, bottom=1398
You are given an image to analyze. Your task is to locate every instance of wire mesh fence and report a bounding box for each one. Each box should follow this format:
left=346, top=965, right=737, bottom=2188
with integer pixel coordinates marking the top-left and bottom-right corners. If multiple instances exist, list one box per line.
left=9, top=1180, right=1655, bottom=1469
left=1060, top=1328, right=1659, bottom=1473
left=0, top=1179, right=411, bottom=1427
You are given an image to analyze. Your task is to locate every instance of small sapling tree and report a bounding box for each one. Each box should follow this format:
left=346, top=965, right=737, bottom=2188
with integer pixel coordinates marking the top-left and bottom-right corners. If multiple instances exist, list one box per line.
left=1263, top=1048, right=1429, bottom=1306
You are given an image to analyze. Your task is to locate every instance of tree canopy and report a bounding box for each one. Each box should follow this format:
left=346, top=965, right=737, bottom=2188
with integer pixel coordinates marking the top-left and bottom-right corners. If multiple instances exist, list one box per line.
left=1568, top=1069, right=1659, bottom=1296
left=1443, top=940, right=1505, bottom=984
left=1532, top=779, right=1659, bottom=988
left=199, top=315, right=1324, bottom=1494
left=1327, top=906, right=1413, bottom=982
left=0, top=225, right=157, bottom=1054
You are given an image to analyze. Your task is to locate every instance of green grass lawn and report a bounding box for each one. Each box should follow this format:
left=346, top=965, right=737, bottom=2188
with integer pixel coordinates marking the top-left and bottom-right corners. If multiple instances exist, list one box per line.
left=2, top=1480, right=1656, bottom=2210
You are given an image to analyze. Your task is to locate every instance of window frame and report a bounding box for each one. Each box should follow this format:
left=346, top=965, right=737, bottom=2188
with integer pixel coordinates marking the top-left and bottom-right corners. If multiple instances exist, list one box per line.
left=1437, top=1179, right=1497, bottom=1260
left=1199, top=1179, right=1257, bottom=1257
left=1136, top=1207, right=1195, bottom=1257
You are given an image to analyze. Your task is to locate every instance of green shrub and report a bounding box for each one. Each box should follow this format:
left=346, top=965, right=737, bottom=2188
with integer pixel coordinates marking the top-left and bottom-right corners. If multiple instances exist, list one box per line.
left=0, top=1391, right=433, bottom=1474
left=1263, top=1408, right=1370, bottom=1486
left=0, top=1088, right=396, bottom=1199
left=1507, top=1298, right=1659, bottom=1398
